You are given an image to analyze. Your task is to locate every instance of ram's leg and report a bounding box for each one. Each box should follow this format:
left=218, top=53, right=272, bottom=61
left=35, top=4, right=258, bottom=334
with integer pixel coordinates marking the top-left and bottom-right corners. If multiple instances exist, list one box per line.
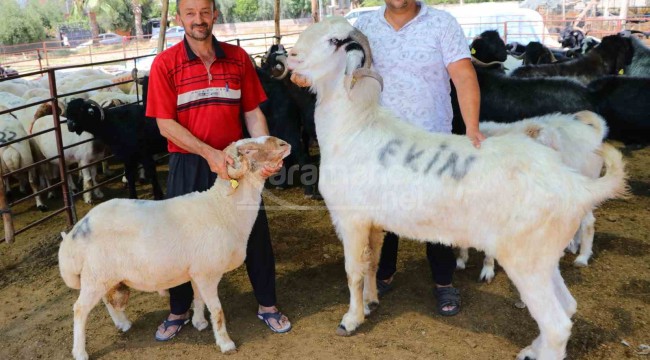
left=191, top=281, right=209, bottom=331
left=28, top=168, right=48, bottom=211
left=363, top=227, right=383, bottom=315
left=124, top=163, right=139, bottom=199
left=574, top=211, right=595, bottom=267
left=192, top=275, right=236, bottom=354
left=479, top=255, right=496, bottom=283
left=72, top=282, right=105, bottom=360
left=143, top=157, right=164, bottom=200
left=456, top=247, right=469, bottom=270
left=502, top=259, right=572, bottom=360
left=336, top=219, right=371, bottom=336
left=553, top=267, right=577, bottom=318
left=79, top=166, right=93, bottom=204
left=89, top=164, right=103, bottom=199
left=103, top=283, right=131, bottom=332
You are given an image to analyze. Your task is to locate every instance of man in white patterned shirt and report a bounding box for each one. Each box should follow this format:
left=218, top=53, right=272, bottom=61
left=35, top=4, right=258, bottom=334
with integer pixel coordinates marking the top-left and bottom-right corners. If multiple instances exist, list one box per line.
left=355, top=0, right=485, bottom=316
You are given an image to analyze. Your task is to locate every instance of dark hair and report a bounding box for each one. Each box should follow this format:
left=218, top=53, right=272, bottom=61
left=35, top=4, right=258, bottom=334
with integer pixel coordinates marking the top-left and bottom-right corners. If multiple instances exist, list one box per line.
left=176, top=0, right=216, bottom=14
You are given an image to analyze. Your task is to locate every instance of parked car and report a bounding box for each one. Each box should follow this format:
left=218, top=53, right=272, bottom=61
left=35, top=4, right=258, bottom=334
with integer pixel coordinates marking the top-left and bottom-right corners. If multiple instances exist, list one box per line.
left=150, top=26, right=185, bottom=41
left=76, top=33, right=124, bottom=47
left=344, top=7, right=380, bottom=25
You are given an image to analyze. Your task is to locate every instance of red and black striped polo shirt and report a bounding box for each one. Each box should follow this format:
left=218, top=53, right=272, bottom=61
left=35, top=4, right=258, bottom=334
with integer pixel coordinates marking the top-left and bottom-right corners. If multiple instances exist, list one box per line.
left=146, top=35, right=267, bottom=152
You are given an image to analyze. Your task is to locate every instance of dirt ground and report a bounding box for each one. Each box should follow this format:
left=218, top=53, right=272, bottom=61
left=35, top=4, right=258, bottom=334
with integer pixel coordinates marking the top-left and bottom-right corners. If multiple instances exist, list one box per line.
left=0, top=143, right=648, bottom=360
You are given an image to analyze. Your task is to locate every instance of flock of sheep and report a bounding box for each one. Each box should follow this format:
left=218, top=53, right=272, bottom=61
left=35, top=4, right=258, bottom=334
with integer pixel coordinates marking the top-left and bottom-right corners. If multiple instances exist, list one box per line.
left=1, top=15, right=649, bottom=360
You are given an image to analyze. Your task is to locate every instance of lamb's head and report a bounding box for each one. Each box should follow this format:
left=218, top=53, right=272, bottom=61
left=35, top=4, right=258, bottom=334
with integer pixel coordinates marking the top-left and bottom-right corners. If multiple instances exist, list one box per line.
left=594, top=35, right=634, bottom=74
left=470, top=30, right=507, bottom=64
left=65, top=98, right=104, bottom=135
left=223, top=136, right=291, bottom=180
left=287, top=16, right=382, bottom=98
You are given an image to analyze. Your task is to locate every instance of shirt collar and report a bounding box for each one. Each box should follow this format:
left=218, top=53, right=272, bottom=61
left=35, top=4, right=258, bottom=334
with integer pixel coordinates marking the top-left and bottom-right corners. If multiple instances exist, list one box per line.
left=183, top=35, right=226, bottom=61
left=378, top=1, right=428, bottom=28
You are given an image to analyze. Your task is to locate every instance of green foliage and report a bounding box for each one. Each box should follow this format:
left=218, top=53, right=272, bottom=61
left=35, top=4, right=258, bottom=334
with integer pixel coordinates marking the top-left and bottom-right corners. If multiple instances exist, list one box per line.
left=26, top=0, right=65, bottom=31
left=232, top=0, right=259, bottom=22
left=0, top=0, right=47, bottom=45
left=285, top=0, right=311, bottom=18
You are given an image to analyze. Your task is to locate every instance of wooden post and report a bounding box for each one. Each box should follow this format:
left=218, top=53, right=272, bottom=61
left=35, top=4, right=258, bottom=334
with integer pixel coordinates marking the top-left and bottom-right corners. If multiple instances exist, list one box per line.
left=0, top=167, right=15, bottom=244
left=158, top=0, right=170, bottom=54
left=274, top=0, right=281, bottom=45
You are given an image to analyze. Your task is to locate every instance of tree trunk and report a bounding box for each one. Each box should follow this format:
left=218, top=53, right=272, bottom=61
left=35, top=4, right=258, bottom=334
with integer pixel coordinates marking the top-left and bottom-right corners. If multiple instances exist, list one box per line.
left=132, top=0, right=144, bottom=40
left=274, top=0, right=280, bottom=44
left=312, top=0, right=319, bottom=22
left=89, top=11, right=100, bottom=41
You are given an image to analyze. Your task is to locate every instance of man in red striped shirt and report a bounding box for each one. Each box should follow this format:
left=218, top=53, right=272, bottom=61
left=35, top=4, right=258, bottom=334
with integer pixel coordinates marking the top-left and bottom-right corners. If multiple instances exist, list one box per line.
left=146, top=0, right=291, bottom=340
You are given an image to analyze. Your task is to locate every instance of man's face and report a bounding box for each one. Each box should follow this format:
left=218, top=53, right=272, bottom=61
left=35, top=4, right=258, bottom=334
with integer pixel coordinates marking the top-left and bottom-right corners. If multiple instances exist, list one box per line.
left=176, top=0, right=218, bottom=41
left=384, top=0, right=412, bottom=11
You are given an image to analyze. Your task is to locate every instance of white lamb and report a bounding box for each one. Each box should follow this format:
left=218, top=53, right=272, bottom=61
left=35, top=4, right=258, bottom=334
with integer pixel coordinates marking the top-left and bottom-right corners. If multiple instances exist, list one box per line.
left=0, top=108, right=47, bottom=211
left=287, top=17, right=627, bottom=360
left=456, top=111, right=610, bottom=282
left=58, top=136, right=290, bottom=360
left=30, top=115, right=104, bottom=204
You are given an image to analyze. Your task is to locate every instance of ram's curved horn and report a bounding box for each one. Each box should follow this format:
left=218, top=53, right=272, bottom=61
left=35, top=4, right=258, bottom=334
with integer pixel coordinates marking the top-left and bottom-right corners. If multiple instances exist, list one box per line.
left=271, top=54, right=290, bottom=80
left=348, top=28, right=373, bottom=69
left=85, top=99, right=106, bottom=121
left=223, top=143, right=250, bottom=180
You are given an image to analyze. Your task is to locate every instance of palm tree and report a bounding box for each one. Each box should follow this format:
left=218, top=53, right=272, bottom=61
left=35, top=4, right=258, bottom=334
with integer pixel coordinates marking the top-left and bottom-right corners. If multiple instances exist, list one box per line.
left=131, top=0, right=144, bottom=39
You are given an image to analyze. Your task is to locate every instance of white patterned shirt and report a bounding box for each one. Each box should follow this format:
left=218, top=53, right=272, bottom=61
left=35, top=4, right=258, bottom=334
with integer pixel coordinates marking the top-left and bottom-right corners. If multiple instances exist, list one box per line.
left=355, top=3, right=469, bottom=134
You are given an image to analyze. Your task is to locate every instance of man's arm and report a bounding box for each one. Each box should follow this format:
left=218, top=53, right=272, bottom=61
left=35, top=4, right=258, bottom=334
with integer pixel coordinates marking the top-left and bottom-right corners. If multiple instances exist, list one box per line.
left=448, top=58, right=485, bottom=148
left=156, top=118, right=233, bottom=180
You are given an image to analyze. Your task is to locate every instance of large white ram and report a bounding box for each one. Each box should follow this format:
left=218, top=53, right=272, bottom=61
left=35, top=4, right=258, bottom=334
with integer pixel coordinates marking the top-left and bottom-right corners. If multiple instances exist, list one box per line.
left=287, top=17, right=627, bottom=360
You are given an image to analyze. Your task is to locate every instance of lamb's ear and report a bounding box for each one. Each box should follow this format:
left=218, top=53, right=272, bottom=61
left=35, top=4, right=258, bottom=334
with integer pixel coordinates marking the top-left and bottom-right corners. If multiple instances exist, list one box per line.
left=529, top=125, right=561, bottom=151
left=224, top=142, right=251, bottom=179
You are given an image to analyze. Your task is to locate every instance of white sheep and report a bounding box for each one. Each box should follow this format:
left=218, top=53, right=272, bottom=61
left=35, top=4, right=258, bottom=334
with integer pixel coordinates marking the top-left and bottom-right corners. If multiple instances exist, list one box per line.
left=456, top=111, right=610, bottom=283
left=287, top=17, right=627, bottom=360
left=58, top=136, right=290, bottom=360
left=0, top=109, right=47, bottom=211
left=30, top=115, right=104, bottom=204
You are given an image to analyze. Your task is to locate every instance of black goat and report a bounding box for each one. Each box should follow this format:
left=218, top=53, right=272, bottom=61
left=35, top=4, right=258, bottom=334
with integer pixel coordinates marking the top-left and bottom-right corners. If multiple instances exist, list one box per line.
left=255, top=44, right=321, bottom=199
left=65, top=84, right=167, bottom=200
left=451, top=30, right=595, bottom=133
left=588, top=76, right=650, bottom=145
left=510, top=35, right=634, bottom=84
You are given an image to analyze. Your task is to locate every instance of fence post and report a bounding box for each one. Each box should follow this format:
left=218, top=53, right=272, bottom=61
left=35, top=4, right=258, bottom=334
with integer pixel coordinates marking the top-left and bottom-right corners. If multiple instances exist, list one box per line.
left=43, top=42, right=50, bottom=68
left=503, top=22, right=508, bottom=44
left=36, top=49, right=43, bottom=72
left=0, top=166, right=15, bottom=244
left=47, top=69, right=76, bottom=226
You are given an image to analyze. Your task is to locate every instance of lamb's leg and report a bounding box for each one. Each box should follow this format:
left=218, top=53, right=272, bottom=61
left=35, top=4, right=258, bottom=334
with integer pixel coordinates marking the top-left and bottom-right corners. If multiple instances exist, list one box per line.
left=336, top=220, right=371, bottom=336
left=503, top=262, right=572, bottom=360
left=103, top=283, right=131, bottom=332
left=190, top=281, right=209, bottom=331
left=192, top=275, right=235, bottom=354
left=124, top=163, right=138, bottom=199
left=456, top=247, right=469, bottom=270
left=72, top=284, right=105, bottom=360
left=143, top=157, right=164, bottom=200
left=363, top=227, right=383, bottom=315
left=79, top=166, right=93, bottom=204
left=28, top=168, right=47, bottom=211
left=552, top=267, right=577, bottom=318
left=479, top=255, right=496, bottom=283
left=89, top=164, right=103, bottom=199
left=574, top=211, right=595, bottom=267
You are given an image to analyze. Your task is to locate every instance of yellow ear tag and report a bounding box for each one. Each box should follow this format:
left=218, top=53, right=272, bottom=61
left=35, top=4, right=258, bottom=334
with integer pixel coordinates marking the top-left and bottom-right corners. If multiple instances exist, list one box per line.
left=230, top=179, right=239, bottom=189
left=471, top=48, right=476, bottom=55
left=618, top=69, right=624, bottom=75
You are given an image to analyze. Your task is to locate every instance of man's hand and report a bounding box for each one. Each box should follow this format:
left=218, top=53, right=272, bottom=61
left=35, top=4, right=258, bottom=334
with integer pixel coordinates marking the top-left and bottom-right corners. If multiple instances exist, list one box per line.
left=466, top=127, right=486, bottom=149
left=260, top=161, right=284, bottom=178
left=205, top=148, right=234, bottom=180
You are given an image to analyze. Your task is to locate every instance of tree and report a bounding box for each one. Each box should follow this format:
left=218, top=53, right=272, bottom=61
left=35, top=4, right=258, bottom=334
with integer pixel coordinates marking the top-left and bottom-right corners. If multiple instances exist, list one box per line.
left=233, top=0, right=259, bottom=22
left=131, top=0, right=144, bottom=39
left=0, top=0, right=46, bottom=45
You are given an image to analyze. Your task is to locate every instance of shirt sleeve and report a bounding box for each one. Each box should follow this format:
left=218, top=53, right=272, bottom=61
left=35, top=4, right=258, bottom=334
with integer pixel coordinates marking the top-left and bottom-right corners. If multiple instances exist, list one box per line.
left=440, top=15, right=471, bottom=67
left=145, top=54, right=177, bottom=120
left=240, top=48, right=267, bottom=113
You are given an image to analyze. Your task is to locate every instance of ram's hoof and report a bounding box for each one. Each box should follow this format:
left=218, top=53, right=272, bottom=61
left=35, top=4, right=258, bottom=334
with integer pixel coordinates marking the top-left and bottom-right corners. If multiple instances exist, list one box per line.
left=335, top=324, right=352, bottom=337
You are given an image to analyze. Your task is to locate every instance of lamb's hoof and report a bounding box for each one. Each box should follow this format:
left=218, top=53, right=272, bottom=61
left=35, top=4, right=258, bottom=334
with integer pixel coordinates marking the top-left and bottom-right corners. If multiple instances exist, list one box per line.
left=37, top=204, right=48, bottom=212
left=479, top=267, right=495, bottom=283
left=220, top=341, right=237, bottom=354
left=157, top=290, right=169, bottom=297
left=514, top=300, right=527, bottom=309
left=72, top=350, right=89, bottom=360
left=573, top=257, right=589, bottom=267
left=336, top=324, right=353, bottom=336
left=516, top=346, right=536, bottom=360
left=456, top=258, right=466, bottom=270
left=367, top=301, right=379, bottom=313
left=193, top=318, right=209, bottom=331
left=117, top=321, right=132, bottom=332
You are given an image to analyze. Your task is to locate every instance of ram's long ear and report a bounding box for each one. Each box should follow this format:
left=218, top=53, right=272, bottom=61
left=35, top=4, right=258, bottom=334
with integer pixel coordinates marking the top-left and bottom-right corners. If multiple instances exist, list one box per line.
left=224, top=142, right=251, bottom=179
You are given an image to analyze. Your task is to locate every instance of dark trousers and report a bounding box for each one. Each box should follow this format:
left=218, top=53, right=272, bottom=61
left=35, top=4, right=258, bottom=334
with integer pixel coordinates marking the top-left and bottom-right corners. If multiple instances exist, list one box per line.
left=376, top=232, right=455, bottom=286
left=166, top=153, right=277, bottom=315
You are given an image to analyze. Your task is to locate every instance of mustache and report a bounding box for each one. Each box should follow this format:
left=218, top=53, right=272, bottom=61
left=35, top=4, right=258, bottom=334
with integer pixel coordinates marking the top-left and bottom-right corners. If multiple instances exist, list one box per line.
left=192, top=23, right=209, bottom=29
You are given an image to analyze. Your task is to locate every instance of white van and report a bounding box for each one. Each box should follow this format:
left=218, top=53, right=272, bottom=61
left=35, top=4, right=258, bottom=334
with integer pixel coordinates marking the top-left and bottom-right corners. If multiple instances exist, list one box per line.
left=438, top=2, right=560, bottom=47
left=344, top=6, right=380, bottom=26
